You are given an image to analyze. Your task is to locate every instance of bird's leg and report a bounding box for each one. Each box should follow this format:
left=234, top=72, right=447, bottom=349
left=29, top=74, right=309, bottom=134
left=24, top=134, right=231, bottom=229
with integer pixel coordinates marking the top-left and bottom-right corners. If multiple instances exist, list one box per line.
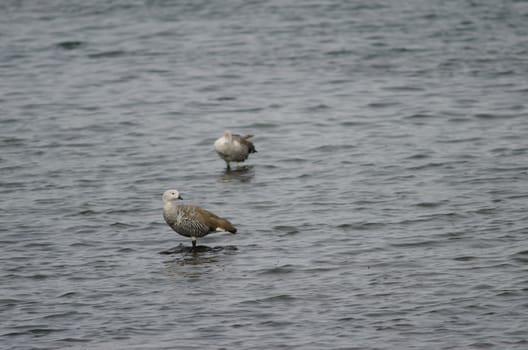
left=191, top=237, right=197, bottom=251
left=226, top=161, right=231, bottom=171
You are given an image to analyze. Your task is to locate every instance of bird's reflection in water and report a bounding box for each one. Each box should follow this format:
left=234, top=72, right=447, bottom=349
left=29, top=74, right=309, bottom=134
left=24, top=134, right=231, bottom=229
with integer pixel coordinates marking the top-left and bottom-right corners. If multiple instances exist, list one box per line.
left=160, top=243, right=238, bottom=269
left=219, top=165, right=254, bottom=183
left=160, top=244, right=237, bottom=255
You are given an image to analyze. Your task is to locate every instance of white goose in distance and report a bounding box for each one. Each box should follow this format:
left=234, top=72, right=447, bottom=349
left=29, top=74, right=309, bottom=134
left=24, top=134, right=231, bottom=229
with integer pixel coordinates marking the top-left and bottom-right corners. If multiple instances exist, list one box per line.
left=214, top=130, right=257, bottom=170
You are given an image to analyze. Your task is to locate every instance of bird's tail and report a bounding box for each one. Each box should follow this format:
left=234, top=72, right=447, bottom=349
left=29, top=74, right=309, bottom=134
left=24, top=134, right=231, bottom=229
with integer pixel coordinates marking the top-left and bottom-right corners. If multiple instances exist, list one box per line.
left=213, top=217, right=237, bottom=233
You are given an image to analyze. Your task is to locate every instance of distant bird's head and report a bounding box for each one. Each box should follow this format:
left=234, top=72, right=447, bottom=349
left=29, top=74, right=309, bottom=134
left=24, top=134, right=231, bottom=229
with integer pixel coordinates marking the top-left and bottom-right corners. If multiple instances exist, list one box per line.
left=162, top=189, right=183, bottom=202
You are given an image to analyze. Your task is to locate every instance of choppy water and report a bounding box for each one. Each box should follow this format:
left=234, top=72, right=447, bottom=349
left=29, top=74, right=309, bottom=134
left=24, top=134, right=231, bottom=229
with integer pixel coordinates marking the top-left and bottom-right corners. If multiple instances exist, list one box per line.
left=2, top=0, right=528, bottom=349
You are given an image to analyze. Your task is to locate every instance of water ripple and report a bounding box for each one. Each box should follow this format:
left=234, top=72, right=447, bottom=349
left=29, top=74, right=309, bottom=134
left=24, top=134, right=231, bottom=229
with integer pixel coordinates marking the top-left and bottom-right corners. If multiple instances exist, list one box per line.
left=2, top=1, right=528, bottom=349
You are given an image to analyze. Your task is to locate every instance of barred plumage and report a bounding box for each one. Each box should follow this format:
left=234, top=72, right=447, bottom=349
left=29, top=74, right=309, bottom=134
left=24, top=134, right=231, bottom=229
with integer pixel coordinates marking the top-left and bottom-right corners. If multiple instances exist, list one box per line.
left=162, top=189, right=237, bottom=249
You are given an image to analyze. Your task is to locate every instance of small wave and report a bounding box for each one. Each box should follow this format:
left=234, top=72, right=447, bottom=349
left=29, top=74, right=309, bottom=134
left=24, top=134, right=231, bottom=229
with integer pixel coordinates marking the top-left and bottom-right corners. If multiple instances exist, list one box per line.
left=337, top=222, right=385, bottom=231
left=304, top=103, right=331, bottom=112
left=383, top=85, right=424, bottom=92
left=273, top=225, right=299, bottom=235
left=213, top=107, right=264, bottom=114
left=389, top=239, right=445, bottom=248
left=3, top=327, right=65, bottom=337
left=414, top=201, right=446, bottom=208
left=0, top=298, right=20, bottom=306
left=0, top=137, right=26, bottom=146
left=404, top=113, right=437, bottom=119
left=57, top=337, right=90, bottom=343
left=56, top=41, right=84, bottom=50
left=474, top=113, right=517, bottom=120
left=511, top=250, right=528, bottom=263
left=436, top=136, right=483, bottom=144
left=78, top=210, right=98, bottom=215
left=88, top=50, right=127, bottom=59
left=407, top=162, right=445, bottom=170
left=325, top=49, right=354, bottom=56
left=339, top=120, right=371, bottom=127
left=30, top=274, right=49, bottom=280
left=259, top=265, right=296, bottom=275
left=110, top=222, right=135, bottom=228
left=405, top=153, right=431, bottom=160
left=117, top=247, right=136, bottom=253
left=245, top=122, right=279, bottom=129
left=367, top=101, right=400, bottom=108
left=453, top=256, right=478, bottom=261
left=70, top=241, right=96, bottom=248
left=448, top=117, right=472, bottom=123
left=240, top=294, right=297, bottom=304
left=472, top=283, right=493, bottom=290
left=308, top=144, right=355, bottom=152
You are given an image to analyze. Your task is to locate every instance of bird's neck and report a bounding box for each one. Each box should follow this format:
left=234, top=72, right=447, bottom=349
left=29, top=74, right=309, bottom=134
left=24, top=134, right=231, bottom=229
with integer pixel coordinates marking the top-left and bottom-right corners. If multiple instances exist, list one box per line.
left=164, top=200, right=177, bottom=211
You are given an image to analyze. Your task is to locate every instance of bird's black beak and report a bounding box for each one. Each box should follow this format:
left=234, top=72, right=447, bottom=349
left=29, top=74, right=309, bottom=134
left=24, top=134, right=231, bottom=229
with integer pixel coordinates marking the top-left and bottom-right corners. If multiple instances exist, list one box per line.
left=178, top=194, right=183, bottom=200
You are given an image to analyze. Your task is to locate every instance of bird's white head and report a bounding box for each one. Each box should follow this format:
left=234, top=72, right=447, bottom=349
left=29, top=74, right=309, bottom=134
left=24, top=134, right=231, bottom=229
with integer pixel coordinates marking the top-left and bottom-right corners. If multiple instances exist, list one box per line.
left=162, top=189, right=183, bottom=202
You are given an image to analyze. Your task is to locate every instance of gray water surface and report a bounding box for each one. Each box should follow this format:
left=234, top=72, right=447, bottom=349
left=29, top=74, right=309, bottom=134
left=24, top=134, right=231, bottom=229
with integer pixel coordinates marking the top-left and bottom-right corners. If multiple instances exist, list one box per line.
left=1, top=1, right=528, bottom=349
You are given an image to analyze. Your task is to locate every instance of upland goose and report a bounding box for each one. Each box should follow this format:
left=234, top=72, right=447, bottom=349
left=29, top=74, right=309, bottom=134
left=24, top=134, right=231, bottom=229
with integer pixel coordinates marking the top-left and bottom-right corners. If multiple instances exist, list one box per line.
left=162, top=189, right=237, bottom=249
left=214, top=130, right=256, bottom=169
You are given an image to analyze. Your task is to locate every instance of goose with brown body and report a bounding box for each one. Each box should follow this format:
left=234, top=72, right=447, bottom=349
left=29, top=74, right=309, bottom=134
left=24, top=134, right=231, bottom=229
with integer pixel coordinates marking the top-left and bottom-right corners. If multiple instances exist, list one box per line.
left=214, top=130, right=257, bottom=170
left=162, top=189, right=237, bottom=250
